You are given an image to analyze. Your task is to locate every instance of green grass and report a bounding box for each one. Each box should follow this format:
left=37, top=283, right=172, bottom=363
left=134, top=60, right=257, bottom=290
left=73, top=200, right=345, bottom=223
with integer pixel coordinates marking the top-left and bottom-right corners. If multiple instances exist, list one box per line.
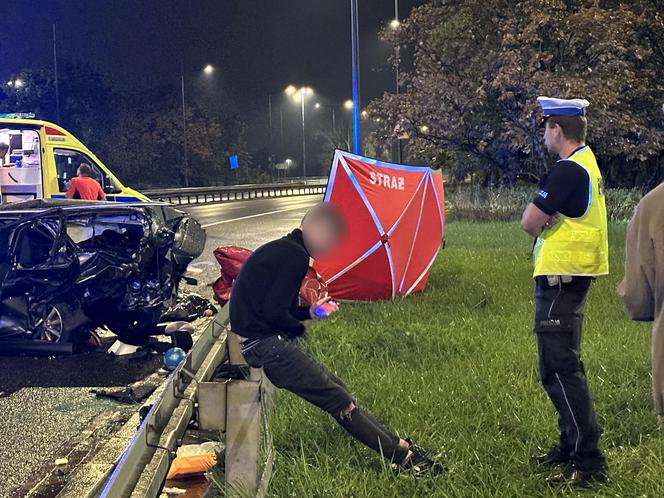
left=263, top=221, right=661, bottom=498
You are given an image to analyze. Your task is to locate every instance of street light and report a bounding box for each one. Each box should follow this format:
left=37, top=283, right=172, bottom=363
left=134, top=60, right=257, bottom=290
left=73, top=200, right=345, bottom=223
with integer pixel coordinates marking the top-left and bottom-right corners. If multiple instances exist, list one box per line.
left=180, top=63, right=215, bottom=187
left=268, top=90, right=287, bottom=170
left=389, top=19, right=400, bottom=30
left=314, top=102, right=336, bottom=132
left=343, top=99, right=354, bottom=110
left=285, top=85, right=314, bottom=177
left=7, top=78, right=23, bottom=88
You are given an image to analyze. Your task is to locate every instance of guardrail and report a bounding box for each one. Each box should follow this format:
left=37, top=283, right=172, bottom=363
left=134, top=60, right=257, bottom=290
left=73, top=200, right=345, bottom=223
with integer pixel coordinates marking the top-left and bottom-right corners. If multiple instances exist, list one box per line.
left=144, top=178, right=328, bottom=206
left=96, top=311, right=228, bottom=497
left=93, top=308, right=273, bottom=498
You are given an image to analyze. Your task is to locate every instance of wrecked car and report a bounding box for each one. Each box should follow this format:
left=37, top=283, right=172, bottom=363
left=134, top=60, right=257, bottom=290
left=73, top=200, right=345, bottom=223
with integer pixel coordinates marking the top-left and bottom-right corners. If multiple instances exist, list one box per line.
left=0, top=199, right=205, bottom=353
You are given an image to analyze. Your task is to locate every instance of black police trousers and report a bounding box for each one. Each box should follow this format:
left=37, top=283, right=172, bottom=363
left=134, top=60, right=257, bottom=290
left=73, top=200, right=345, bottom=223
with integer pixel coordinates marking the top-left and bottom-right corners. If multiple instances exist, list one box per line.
left=242, top=335, right=409, bottom=464
left=534, top=276, right=606, bottom=472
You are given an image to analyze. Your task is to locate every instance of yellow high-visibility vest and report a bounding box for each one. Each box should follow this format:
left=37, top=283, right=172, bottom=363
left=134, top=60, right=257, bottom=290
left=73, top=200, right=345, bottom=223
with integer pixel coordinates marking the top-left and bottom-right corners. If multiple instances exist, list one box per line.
left=532, top=146, right=609, bottom=277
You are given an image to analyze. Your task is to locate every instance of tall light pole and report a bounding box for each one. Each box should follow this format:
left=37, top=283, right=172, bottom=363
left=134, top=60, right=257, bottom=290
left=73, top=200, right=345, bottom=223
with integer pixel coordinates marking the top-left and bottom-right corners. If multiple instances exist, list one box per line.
left=268, top=94, right=273, bottom=167
left=267, top=92, right=285, bottom=170
left=180, top=64, right=189, bottom=187
left=390, top=1, right=403, bottom=163
left=300, top=87, right=312, bottom=177
left=180, top=64, right=215, bottom=187
left=315, top=102, right=337, bottom=133
left=350, top=0, right=361, bottom=154
left=343, top=100, right=355, bottom=150
left=285, top=85, right=313, bottom=177
left=52, top=23, right=61, bottom=124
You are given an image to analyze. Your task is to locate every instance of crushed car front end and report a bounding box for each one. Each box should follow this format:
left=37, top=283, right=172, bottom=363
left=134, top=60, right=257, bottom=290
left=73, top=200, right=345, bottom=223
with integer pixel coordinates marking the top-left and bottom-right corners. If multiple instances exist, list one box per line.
left=0, top=199, right=205, bottom=353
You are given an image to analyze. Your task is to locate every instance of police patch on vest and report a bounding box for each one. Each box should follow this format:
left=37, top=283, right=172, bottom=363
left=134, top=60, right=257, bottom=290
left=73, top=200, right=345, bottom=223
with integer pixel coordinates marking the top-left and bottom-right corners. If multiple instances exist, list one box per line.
left=538, top=190, right=548, bottom=199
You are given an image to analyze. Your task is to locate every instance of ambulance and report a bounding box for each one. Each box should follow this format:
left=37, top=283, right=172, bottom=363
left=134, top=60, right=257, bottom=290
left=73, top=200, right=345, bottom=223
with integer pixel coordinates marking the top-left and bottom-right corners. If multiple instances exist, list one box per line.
left=0, top=114, right=148, bottom=204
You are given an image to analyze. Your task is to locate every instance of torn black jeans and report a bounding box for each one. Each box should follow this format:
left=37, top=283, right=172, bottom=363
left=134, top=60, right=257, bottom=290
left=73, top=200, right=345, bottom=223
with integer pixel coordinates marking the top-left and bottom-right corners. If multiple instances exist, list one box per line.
left=242, top=335, right=408, bottom=464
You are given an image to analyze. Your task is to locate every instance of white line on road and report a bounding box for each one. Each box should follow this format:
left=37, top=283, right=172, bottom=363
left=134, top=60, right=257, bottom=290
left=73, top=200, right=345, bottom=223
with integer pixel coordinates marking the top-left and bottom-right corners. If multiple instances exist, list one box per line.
left=201, top=206, right=309, bottom=228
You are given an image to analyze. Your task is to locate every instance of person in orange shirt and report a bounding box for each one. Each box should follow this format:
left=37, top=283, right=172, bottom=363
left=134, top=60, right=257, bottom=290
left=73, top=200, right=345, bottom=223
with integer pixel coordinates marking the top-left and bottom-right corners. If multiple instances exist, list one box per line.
left=66, top=163, right=106, bottom=201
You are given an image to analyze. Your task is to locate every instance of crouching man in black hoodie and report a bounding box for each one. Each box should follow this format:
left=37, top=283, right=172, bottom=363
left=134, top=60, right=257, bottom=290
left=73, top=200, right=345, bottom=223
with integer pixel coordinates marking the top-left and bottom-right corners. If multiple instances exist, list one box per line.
left=230, top=202, right=443, bottom=474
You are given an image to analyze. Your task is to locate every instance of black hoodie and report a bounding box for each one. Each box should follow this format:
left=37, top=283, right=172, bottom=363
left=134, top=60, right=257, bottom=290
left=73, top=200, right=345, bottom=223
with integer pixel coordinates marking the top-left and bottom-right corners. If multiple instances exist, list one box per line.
left=229, top=229, right=311, bottom=339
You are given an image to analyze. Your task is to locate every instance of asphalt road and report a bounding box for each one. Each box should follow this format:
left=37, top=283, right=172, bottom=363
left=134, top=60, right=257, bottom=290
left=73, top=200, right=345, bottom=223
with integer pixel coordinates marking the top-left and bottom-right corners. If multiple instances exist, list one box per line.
left=0, top=193, right=322, bottom=498
left=183, top=194, right=322, bottom=294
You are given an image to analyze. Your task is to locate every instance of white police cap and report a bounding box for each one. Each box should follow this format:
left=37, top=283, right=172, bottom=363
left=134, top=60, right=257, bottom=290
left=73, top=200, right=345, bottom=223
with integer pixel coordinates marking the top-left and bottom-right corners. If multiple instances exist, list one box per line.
left=537, top=96, right=590, bottom=117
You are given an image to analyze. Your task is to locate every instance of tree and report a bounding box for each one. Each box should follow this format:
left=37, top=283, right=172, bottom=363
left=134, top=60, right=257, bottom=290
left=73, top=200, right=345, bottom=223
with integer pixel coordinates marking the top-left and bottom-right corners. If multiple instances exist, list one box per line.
left=106, top=87, right=253, bottom=188
left=369, top=0, right=664, bottom=188
left=0, top=62, right=254, bottom=188
left=1, top=61, right=114, bottom=155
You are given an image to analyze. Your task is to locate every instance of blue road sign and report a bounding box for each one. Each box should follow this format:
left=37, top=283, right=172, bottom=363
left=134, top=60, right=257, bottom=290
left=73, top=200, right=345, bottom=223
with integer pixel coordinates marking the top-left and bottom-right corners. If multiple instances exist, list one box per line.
left=229, top=155, right=239, bottom=170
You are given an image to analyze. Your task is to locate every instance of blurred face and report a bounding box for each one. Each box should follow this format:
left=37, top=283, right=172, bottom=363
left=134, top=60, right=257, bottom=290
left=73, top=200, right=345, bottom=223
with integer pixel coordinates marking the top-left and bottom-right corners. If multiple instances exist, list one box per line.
left=302, top=218, right=343, bottom=259
left=543, top=121, right=563, bottom=155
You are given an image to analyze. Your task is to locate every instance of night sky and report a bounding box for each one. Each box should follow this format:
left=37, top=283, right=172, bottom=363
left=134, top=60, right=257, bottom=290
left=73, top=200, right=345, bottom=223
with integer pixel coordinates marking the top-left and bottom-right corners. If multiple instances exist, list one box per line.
left=1, top=0, right=425, bottom=154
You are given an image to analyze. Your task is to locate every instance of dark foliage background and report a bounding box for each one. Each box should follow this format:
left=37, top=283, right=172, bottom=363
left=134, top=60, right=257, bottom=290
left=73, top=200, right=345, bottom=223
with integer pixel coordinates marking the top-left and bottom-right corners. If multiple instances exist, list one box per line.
left=0, top=61, right=257, bottom=188
left=368, top=0, right=664, bottom=191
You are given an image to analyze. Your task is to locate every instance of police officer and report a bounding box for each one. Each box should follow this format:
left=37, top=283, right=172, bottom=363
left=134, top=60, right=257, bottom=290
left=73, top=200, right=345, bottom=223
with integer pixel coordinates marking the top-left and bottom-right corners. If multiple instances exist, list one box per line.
left=521, top=97, right=609, bottom=487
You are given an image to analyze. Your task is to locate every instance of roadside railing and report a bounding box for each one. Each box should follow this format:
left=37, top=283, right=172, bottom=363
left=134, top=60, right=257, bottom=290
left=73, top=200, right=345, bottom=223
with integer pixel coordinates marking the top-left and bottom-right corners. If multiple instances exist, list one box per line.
left=87, top=308, right=273, bottom=498
left=143, top=178, right=328, bottom=206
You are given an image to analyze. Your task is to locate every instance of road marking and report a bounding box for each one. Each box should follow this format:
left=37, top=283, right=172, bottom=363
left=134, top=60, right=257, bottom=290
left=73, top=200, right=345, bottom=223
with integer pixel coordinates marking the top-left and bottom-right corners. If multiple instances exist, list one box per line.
left=201, top=206, right=310, bottom=228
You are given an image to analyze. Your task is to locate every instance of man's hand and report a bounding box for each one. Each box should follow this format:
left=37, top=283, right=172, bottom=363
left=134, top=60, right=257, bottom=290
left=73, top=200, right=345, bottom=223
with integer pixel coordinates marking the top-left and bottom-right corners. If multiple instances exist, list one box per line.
left=521, top=203, right=558, bottom=237
left=309, top=296, right=339, bottom=319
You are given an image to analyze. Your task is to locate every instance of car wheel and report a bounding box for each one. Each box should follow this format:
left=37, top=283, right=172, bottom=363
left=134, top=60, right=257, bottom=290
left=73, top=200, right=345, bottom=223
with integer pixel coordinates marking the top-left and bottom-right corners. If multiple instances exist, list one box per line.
left=32, top=303, right=67, bottom=342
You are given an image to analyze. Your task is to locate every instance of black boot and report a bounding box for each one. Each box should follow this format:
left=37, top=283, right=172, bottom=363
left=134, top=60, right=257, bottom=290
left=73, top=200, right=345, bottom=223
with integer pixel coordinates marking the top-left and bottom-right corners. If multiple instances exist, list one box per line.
left=396, top=438, right=447, bottom=476
left=532, top=445, right=572, bottom=468
left=569, top=469, right=608, bottom=488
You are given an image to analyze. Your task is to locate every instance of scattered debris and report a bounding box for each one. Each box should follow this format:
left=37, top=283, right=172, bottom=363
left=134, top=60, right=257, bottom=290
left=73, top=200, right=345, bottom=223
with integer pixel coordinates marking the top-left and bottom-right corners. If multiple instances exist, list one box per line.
left=163, top=347, right=187, bottom=371
left=213, top=363, right=250, bottom=381
left=107, top=340, right=143, bottom=357
left=162, top=486, right=187, bottom=495
left=166, top=442, right=224, bottom=480
left=91, top=384, right=157, bottom=404
left=161, top=291, right=217, bottom=322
